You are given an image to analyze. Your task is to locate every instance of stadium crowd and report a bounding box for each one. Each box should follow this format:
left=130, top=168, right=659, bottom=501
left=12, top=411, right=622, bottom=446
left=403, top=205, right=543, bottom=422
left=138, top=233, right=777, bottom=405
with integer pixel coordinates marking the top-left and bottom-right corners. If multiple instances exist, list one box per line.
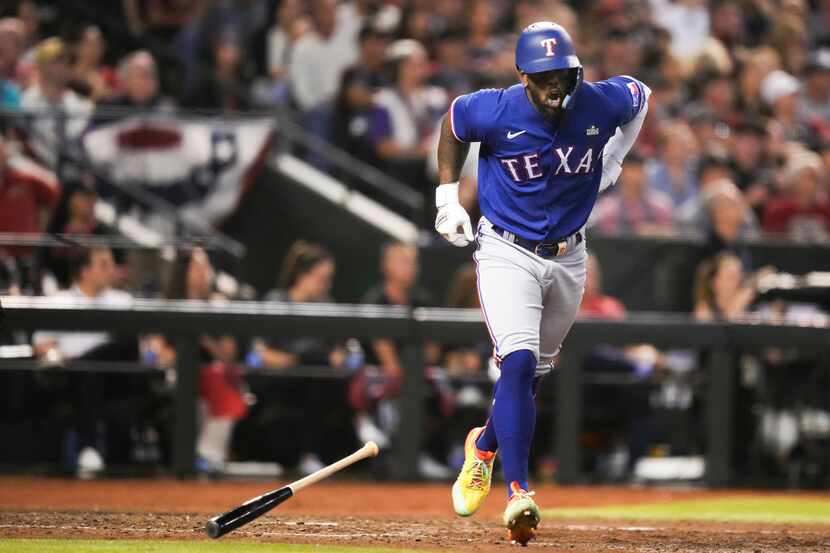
left=0, top=0, right=828, bottom=239
left=0, top=0, right=829, bottom=482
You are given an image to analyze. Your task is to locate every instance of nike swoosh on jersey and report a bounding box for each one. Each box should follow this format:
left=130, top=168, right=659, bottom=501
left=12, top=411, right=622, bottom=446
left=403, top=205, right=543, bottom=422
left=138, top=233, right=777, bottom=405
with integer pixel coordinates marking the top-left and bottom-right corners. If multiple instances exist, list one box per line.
left=506, top=130, right=527, bottom=139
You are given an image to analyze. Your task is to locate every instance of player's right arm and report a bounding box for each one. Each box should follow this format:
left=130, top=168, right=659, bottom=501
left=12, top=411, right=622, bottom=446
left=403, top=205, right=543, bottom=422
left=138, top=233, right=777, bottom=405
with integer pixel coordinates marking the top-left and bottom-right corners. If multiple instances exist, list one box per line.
left=435, top=114, right=474, bottom=247
left=437, top=114, right=471, bottom=184
left=434, top=90, right=497, bottom=247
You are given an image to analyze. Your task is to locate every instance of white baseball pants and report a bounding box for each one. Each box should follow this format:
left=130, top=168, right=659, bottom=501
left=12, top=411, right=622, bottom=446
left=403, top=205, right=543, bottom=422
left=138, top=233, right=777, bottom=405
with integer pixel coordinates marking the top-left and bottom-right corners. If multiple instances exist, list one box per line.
left=474, top=216, right=587, bottom=376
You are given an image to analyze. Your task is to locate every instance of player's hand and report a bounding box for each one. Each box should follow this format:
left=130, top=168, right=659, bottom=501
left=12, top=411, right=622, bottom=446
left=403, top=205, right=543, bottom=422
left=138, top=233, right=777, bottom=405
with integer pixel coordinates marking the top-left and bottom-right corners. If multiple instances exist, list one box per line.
left=435, top=183, right=474, bottom=247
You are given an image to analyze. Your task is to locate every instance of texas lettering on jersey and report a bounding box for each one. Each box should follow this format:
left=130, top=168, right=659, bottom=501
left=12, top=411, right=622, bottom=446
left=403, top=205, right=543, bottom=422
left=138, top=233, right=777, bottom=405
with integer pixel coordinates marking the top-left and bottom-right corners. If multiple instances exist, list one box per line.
left=499, top=146, right=595, bottom=182
left=450, top=76, right=647, bottom=242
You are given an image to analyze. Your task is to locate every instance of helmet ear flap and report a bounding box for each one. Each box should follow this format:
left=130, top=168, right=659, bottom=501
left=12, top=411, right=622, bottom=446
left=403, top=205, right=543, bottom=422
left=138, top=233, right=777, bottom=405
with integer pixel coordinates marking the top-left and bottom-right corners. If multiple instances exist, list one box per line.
left=562, top=66, right=583, bottom=109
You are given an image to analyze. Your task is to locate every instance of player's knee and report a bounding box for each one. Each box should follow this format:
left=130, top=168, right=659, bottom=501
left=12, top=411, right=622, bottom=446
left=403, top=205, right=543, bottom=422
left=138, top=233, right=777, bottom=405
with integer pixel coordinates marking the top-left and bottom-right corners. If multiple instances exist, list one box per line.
left=500, top=349, right=537, bottom=387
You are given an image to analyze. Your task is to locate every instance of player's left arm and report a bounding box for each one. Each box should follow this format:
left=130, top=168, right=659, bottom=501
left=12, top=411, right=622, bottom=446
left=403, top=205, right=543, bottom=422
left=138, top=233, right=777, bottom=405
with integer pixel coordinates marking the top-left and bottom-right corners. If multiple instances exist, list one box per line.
left=599, top=77, right=651, bottom=192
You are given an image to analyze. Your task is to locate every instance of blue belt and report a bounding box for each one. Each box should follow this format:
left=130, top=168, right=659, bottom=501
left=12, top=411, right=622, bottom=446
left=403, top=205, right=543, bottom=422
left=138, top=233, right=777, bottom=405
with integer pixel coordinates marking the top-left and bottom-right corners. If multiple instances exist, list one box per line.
left=491, top=225, right=583, bottom=258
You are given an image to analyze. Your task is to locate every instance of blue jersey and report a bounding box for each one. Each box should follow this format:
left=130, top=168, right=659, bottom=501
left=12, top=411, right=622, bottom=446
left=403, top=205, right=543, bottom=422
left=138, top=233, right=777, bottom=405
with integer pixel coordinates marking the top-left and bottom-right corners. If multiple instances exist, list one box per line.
left=450, top=76, right=647, bottom=241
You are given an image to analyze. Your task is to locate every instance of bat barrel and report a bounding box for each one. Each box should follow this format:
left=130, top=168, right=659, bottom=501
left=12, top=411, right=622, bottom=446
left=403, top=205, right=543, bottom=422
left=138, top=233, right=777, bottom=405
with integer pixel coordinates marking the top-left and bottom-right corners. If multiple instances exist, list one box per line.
left=204, top=443, right=378, bottom=539
left=205, top=487, right=293, bottom=538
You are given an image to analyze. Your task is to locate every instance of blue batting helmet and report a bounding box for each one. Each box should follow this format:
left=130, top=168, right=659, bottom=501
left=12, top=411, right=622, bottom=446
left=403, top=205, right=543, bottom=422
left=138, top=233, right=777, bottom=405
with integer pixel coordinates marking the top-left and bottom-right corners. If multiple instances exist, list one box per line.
left=515, top=21, right=581, bottom=74
left=515, top=21, right=583, bottom=107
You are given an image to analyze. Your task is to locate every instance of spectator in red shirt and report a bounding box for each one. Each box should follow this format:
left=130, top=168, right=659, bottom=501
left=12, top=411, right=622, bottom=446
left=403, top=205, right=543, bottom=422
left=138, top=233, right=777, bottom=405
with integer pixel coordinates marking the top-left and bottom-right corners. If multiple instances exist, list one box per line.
left=0, top=136, right=61, bottom=266
left=762, top=150, right=830, bottom=242
left=579, top=253, right=626, bottom=320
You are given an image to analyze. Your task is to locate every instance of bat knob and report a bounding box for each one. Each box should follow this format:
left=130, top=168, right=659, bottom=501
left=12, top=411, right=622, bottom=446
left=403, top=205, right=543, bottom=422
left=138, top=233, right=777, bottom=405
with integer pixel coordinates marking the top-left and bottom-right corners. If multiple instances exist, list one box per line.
left=205, top=519, right=221, bottom=539
left=365, top=441, right=380, bottom=457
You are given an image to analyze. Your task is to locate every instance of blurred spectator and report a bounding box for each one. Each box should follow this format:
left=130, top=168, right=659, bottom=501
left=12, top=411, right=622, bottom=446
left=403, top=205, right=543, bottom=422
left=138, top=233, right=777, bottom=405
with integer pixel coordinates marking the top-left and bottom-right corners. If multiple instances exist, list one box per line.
left=761, top=69, right=810, bottom=145
left=32, top=245, right=135, bottom=478
left=0, top=18, right=22, bottom=108
left=370, top=39, right=446, bottom=190
left=800, top=49, right=830, bottom=135
left=354, top=241, right=451, bottom=478
left=579, top=253, right=626, bottom=320
left=810, top=0, right=830, bottom=46
left=266, top=0, right=307, bottom=82
left=592, top=153, right=674, bottom=235
left=578, top=252, right=670, bottom=479
left=330, top=26, right=391, bottom=167
left=770, top=3, right=809, bottom=75
left=599, top=26, right=645, bottom=80
left=69, top=25, right=115, bottom=103
left=250, top=240, right=346, bottom=475
left=647, top=120, right=700, bottom=210
left=254, top=241, right=343, bottom=369
left=360, top=241, right=437, bottom=381
left=442, top=263, right=486, bottom=376
left=254, top=0, right=309, bottom=107
left=398, top=4, right=433, bottom=45
left=687, top=72, right=736, bottom=123
left=40, top=183, right=115, bottom=290
left=696, top=151, right=735, bottom=189
left=692, top=178, right=760, bottom=263
left=693, top=251, right=772, bottom=321
left=709, top=0, right=745, bottom=49
left=184, top=33, right=251, bottom=112
left=429, top=27, right=474, bottom=100
left=650, top=0, right=710, bottom=65
left=762, top=150, right=830, bottom=242
left=95, top=50, right=174, bottom=116
left=735, top=47, right=780, bottom=119
left=346, top=25, right=391, bottom=91
left=16, top=1, right=41, bottom=55
left=0, top=134, right=61, bottom=290
left=20, top=37, right=93, bottom=173
left=441, top=262, right=491, bottom=476
left=288, top=0, right=359, bottom=112
left=152, top=248, right=248, bottom=473
left=122, top=0, right=203, bottom=42
left=729, top=118, right=772, bottom=214
left=466, top=0, right=513, bottom=86
left=33, top=246, right=132, bottom=360
left=512, top=0, right=546, bottom=32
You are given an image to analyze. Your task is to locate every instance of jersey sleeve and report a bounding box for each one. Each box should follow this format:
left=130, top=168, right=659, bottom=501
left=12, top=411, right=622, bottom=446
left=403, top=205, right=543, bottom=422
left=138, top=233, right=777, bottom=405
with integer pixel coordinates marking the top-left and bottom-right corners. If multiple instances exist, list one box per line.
left=448, top=88, right=500, bottom=143
left=598, top=76, right=649, bottom=127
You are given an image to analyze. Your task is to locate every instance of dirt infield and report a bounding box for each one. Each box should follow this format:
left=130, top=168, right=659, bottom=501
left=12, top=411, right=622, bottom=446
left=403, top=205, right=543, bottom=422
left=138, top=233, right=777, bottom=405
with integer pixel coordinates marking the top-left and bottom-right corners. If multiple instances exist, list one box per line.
left=1, top=478, right=829, bottom=552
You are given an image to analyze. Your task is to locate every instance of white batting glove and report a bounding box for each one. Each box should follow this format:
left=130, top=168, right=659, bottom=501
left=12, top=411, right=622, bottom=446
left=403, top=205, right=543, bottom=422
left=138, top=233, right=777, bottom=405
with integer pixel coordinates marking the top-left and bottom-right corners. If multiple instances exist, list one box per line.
left=435, top=182, right=474, bottom=247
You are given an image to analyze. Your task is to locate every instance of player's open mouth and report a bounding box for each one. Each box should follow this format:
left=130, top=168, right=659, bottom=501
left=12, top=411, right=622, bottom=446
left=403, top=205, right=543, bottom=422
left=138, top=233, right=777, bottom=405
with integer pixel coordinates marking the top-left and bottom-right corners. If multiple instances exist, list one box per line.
left=545, top=96, right=562, bottom=108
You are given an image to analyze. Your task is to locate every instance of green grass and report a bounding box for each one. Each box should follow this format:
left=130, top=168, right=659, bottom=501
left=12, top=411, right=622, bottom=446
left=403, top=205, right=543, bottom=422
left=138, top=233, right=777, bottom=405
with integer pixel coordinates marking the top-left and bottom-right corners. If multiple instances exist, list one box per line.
left=0, top=541, right=436, bottom=553
left=544, top=497, right=830, bottom=524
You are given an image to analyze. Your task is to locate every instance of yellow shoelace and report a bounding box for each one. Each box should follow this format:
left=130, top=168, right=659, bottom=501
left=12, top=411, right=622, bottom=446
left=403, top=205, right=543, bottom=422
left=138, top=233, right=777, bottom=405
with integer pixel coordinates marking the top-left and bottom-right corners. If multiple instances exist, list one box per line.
left=468, top=459, right=490, bottom=490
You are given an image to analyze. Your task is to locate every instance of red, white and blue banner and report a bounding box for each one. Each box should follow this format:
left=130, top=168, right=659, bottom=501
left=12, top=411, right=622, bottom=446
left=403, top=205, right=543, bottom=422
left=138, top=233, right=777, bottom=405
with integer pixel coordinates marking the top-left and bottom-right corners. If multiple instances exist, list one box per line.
left=82, top=115, right=274, bottom=228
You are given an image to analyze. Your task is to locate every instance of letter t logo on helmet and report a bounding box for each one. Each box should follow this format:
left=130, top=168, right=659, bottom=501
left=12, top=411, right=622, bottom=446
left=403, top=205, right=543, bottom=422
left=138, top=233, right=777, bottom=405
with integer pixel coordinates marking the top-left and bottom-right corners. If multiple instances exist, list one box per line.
left=540, top=38, right=557, bottom=57
left=516, top=21, right=584, bottom=108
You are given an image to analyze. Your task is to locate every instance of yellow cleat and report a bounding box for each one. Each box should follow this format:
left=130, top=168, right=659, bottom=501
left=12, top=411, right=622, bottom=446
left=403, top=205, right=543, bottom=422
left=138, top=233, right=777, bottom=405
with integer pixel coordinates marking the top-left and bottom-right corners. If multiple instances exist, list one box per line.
left=451, top=427, right=496, bottom=516
left=503, top=482, right=540, bottom=546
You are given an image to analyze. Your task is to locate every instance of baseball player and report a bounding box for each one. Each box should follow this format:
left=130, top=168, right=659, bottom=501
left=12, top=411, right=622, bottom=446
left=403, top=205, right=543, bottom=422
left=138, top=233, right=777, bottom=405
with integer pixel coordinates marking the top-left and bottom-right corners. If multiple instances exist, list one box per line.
left=434, top=22, right=649, bottom=544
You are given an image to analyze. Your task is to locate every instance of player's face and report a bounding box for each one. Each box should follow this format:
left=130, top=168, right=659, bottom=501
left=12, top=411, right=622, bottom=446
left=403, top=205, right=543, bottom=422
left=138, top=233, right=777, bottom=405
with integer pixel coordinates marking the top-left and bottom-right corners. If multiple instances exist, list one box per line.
left=522, top=68, right=576, bottom=118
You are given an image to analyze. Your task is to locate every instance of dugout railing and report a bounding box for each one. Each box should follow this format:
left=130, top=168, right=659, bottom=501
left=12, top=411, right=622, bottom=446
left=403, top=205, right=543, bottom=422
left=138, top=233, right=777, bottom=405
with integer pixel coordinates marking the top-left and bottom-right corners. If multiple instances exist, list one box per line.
left=3, top=296, right=829, bottom=485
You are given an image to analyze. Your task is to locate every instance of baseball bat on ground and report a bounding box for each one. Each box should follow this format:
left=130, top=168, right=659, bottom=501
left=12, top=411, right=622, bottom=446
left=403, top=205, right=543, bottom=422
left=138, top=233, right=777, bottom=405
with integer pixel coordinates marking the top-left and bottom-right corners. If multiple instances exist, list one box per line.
left=205, top=441, right=380, bottom=538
